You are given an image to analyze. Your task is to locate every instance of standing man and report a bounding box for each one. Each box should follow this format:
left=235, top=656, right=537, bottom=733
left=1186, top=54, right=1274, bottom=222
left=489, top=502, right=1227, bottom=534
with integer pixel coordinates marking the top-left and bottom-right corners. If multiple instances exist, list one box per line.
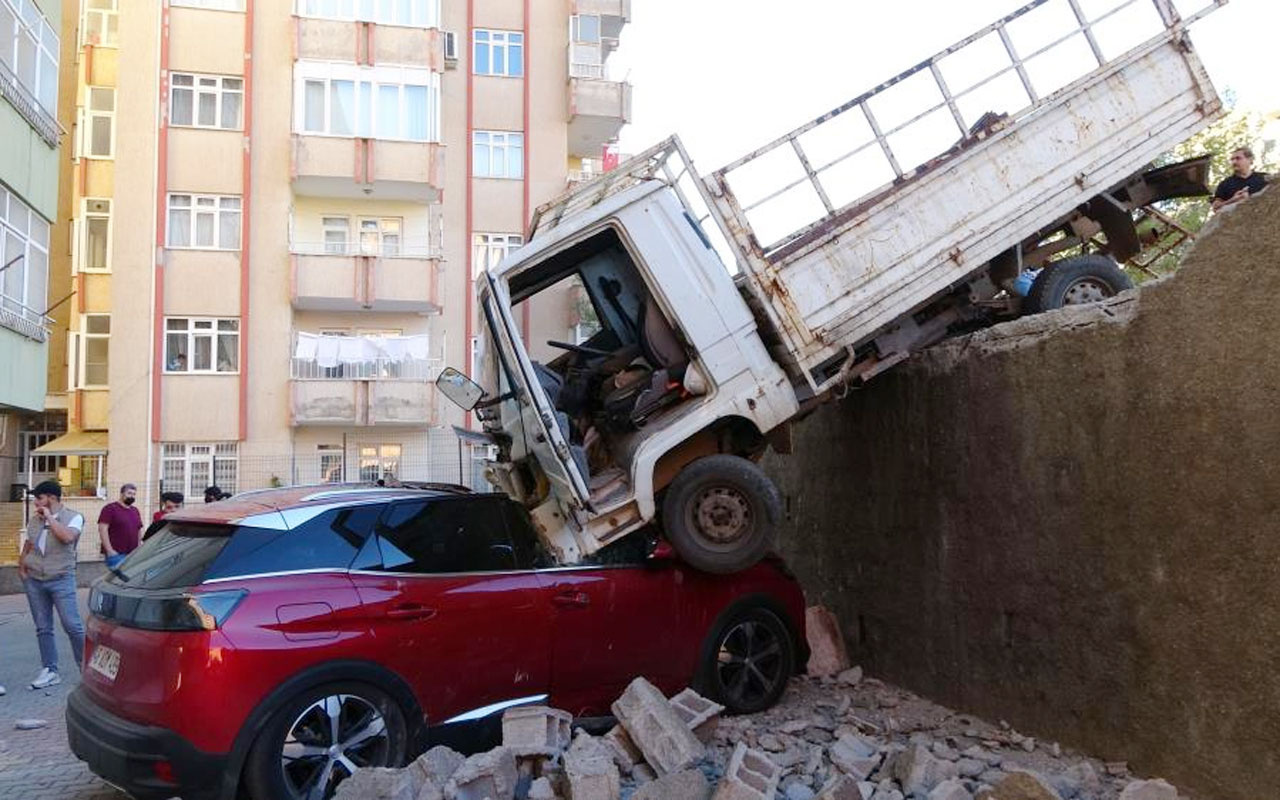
left=152, top=491, right=184, bottom=523
left=1212, top=147, right=1269, bottom=211
left=19, top=480, right=87, bottom=689
left=98, top=483, right=143, bottom=569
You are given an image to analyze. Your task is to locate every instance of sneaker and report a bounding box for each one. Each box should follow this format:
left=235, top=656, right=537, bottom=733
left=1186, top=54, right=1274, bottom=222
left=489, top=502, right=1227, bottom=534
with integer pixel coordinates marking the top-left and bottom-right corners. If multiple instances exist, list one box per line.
left=0, top=684, right=6, bottom=696
left=30, top=668, right=60, bottom=690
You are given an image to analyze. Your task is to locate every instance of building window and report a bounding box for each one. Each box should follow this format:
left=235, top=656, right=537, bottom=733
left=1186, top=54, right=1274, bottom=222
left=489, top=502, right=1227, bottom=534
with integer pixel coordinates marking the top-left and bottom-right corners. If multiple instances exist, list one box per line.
left=78, top=313, right=110, bottom=387
left=296, top=0, right=440, bottom=28
left=473, top=29, right=522, bottom=77
left=161, top=442, right=238, bottom=498
left=1, top=0, right=58, bottom=116
left=358, top=444, right=401, bottom=483
left=319, top=444, right=344, bottom=483
left=322, top=216, right=349, bottom=255
left=165, top=317, right=240, bottom=373
left=79, top=198, right=111, bottom=273
left=79, top=86, right=115, bottom=159
left=170, top=0, right=245, bottom=10
left=359, top=217, right=401, bottom=256
left=170, top=73, right=243, bottom=130
left=569, top=14, right=604, bottom=79
left=571, top=14, right=600, bottom=44
left=472, top=232, right=522, bottom=278
left=167, top=193, right=241, bottom=250
left=472, top=131, right=523, bottom=179
left=0, top=185, right=50, bottom=338
left=296, top=62, right=440, bottom=142
left=81, top=0, right=118, bottom=47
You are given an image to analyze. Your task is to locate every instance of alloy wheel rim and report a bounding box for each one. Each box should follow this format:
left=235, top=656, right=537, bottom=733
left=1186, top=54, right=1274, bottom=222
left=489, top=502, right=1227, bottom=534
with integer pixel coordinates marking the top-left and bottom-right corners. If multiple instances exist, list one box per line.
left=1062, top=278, right=1111, bottom=305
left=281, top=694, right=390, bottom=800
left=716, top=619, right=784, bottom=708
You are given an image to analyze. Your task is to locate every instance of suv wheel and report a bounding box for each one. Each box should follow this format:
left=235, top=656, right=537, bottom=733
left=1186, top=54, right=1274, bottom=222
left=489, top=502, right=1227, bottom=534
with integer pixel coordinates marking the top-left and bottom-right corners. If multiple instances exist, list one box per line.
left=694, top=603, right=794, bottom=714
left=244, top=682, right=408, bottom=800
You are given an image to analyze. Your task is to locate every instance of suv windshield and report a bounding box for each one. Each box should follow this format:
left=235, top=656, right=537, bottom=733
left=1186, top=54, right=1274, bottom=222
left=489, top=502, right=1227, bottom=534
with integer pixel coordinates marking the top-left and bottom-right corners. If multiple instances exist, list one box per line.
left=107, top=522, right=235, bottom=590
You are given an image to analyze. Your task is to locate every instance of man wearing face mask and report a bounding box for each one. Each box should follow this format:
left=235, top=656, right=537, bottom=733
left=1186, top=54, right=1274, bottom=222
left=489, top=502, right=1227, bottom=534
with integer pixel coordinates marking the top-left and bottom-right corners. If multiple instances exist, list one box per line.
left=97, top=483, right=143, bottom=570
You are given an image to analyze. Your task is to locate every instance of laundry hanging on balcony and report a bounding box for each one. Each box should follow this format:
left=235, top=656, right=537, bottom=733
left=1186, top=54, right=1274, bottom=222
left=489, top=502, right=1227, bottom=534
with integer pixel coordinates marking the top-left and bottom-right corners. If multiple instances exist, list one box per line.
left=294, top=332, right=435, bottom=371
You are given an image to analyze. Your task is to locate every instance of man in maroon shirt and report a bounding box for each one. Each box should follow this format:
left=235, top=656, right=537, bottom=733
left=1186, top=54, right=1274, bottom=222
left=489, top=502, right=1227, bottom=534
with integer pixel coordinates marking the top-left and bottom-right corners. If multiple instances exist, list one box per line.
left=98, top=483, right=143, bottom=569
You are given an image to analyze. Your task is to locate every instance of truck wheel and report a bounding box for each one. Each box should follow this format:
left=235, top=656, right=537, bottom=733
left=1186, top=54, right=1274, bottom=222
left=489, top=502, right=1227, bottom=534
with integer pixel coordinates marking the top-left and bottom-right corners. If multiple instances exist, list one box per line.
left=1024, top=255, right=1133, bottom=313
left=661, top=455, right=780, bottom=574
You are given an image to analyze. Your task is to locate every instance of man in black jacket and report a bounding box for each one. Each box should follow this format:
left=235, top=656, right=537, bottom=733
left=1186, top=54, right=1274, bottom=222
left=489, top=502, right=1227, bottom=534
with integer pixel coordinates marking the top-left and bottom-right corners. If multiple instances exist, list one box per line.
left=1212, top=146, right=1269, bottom=211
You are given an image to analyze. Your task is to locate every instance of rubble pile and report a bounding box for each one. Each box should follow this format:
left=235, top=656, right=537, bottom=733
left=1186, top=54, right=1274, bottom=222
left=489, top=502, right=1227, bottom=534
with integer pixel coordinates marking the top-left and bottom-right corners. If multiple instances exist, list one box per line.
left=334, top=672, right=1191, bottom=800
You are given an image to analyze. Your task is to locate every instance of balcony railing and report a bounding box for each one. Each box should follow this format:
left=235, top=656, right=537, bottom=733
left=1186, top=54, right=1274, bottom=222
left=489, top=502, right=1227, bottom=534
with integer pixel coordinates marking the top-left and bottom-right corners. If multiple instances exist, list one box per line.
left=289, top=238, right=442, bottom=260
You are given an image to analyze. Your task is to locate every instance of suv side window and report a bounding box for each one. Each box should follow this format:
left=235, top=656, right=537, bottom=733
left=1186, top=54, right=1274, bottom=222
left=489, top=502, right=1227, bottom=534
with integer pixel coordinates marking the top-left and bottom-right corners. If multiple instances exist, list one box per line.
left=376, top=498, right=517, bottom=574
left=203, top=504, right=383, bottom=581
left=500, top=500, right=553, bottom=569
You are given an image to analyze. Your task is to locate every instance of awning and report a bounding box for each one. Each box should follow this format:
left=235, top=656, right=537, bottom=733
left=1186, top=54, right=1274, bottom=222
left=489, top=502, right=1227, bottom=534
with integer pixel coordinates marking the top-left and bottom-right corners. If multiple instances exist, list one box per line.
left=31, top=430, right=108, bottom=456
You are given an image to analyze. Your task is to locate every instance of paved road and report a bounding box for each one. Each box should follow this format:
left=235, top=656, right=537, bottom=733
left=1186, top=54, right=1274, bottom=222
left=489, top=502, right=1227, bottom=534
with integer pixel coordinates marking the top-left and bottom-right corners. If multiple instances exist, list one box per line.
left=0, top=588, right=127, bottom=798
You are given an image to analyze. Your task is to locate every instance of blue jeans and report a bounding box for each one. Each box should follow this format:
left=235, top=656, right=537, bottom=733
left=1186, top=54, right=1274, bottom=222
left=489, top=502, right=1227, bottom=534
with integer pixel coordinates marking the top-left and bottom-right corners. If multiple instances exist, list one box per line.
left=104, top=554, right=125, bottom=569
left=24, top=572, right=85, bottom=672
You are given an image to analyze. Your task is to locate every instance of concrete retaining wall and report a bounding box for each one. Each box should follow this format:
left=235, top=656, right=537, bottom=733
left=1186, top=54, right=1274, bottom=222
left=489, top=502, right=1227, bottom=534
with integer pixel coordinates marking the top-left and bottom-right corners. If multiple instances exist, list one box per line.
left=769, top=188, right=1280, bottom=800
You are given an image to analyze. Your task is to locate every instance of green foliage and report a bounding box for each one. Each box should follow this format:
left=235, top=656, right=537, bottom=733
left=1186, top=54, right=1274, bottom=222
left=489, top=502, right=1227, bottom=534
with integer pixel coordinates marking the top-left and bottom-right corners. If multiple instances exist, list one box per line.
left=1141, top=98, right=1277, bottom=278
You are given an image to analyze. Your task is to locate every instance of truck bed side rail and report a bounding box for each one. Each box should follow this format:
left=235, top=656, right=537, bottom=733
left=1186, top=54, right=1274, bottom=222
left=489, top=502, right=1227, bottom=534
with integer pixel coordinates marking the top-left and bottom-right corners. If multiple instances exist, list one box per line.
left=704, top=0, right=1226, bottom=262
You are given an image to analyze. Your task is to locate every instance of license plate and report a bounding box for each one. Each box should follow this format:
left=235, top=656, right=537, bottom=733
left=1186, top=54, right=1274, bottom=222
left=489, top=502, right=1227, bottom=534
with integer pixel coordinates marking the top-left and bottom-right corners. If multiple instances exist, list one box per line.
left=88, top=645, right=120, bottom=681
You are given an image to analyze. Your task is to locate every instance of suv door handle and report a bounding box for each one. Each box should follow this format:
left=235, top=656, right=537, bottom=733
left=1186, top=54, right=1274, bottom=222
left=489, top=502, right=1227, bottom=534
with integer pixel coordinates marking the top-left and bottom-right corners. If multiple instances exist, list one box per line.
left=386, top=603, right=437, bottom=621
left=552, top=591, right=590, bottom=608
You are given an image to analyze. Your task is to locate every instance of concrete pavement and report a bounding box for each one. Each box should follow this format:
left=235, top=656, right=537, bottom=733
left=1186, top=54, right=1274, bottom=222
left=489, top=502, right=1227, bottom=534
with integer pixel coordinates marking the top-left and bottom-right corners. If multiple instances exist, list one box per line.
left=0, top=587, right=126, bottom=798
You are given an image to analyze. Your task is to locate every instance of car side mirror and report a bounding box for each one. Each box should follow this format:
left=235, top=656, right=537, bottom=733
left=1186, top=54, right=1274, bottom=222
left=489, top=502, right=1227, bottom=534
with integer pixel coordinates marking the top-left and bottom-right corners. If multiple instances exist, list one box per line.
left=647, top=540, right=677, bottom=565
left=436, top=367, right=485, bottom=411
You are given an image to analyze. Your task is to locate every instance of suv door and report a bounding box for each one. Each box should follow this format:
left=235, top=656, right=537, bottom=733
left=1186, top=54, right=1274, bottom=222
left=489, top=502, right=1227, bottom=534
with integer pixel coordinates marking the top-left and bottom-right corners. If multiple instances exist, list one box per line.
left=347, top=497, right=551, bottom=726
left=502, top=508, right=682, bottom=716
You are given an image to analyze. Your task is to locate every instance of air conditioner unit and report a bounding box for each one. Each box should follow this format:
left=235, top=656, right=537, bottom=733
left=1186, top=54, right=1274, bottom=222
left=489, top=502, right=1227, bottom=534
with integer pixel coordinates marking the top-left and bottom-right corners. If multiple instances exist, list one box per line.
left=442, top=30, right=458, bottom=68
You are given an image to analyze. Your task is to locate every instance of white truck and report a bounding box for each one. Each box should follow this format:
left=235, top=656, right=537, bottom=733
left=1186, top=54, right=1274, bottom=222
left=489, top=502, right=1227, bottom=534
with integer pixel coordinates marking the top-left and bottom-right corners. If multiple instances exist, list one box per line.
left=437, top=0, right=1226, bottom=572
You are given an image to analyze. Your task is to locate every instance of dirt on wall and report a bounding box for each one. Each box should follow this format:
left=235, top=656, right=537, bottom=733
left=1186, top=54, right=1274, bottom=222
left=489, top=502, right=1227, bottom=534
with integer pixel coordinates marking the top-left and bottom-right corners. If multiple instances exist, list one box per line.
left=767, top=185, right=1280, bottom=800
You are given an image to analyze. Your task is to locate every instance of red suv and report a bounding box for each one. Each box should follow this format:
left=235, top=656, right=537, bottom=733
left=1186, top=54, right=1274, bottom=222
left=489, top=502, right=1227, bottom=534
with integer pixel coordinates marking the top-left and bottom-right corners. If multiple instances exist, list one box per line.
left=67, top=484, right=806, bottom=800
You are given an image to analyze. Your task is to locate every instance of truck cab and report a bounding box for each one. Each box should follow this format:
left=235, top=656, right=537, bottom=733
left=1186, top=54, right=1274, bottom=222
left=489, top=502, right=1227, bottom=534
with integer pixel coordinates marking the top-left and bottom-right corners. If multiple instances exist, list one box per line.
left=441, top=177, right=799, bottom=572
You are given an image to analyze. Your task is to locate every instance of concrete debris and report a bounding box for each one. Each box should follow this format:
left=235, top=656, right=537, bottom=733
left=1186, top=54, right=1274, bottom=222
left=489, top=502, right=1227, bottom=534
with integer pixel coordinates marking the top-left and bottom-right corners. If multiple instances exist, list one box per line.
left=603, top=724, right=645, bottom=775
left=713, top=742, right=782, bottom=800
left=445, top=746, right=518, bottom=800
left=565, top=730, right=621, bottom=800
left=631, top=768, right=711, bottom=800
left=670, top=687, right=726, bottom=742
left=1117, top=779, right=1179, bottom=800
left=502, top=705, right=572, bottom=757
left=527, top=776, right=557, bottom=800
left=411, top=745, right=466, bottom=787
left=929, top=779, right=974, bottom=800
left=892, top=742, right=960, bottom=795
left=14, top=719, right=48, bottom=730
left=827, top=733, right=881, bottom=781
left=975, top=771, right=1063, bottom=800
left=804, top=606, right=851, bottom=677
left=814, top=773, right=864, bottom=800
left=612, top=676, right=705, bottom=776
left=331, top=767, right=422, bottom=800
left=838, top=667, right=864, bottom=687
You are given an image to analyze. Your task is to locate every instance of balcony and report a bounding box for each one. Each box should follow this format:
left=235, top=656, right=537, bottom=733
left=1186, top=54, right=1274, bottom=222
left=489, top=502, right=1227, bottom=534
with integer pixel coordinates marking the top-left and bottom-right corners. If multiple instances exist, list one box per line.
left=295, top=17, right=444, bottom=70
left=573, top=0, right=631, bottom=36
left=291, top=245, right=442, bottom=313
left=567, top=77, right=631, bottom=158
left=292, top=135, right=445, bottom=202
left=290, top=333, right=440, bottom=427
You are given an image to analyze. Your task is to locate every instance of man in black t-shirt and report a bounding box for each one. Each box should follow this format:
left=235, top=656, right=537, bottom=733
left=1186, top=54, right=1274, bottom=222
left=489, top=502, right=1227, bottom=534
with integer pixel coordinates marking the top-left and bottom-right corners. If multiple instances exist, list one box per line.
left=1213, top=146, right=1269, bottom=211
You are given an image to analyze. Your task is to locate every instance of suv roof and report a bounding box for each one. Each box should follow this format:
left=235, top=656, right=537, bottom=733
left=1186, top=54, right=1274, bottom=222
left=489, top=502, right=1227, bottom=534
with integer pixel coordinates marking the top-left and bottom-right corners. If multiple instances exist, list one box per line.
left=165, top=482, right=473, bottom=528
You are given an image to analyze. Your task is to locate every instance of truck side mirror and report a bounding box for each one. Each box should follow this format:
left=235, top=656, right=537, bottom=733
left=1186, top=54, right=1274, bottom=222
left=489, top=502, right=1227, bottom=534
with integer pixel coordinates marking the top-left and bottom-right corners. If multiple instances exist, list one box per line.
left=436, top=367, right=485, bottom=411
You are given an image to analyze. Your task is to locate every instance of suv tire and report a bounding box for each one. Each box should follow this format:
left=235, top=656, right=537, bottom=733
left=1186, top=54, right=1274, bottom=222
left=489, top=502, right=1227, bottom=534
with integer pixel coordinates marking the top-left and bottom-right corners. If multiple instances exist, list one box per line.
left=661, top=454, right=781, bottom=574
left=244, top=681, right=408, bottom=800
left=693, top=601, right=795, bottom=714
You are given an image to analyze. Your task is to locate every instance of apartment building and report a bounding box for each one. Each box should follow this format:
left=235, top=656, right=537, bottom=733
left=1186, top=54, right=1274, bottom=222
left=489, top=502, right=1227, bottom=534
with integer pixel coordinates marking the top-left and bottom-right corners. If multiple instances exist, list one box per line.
left=0, top=0, right=61, bottom=509
left=37, top=0, right=631, bottom=519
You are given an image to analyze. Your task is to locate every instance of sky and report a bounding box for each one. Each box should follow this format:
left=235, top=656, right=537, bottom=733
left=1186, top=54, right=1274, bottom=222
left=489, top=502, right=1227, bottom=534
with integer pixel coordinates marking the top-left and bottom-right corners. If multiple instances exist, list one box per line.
left=612, top=0, right=1275, bottom=175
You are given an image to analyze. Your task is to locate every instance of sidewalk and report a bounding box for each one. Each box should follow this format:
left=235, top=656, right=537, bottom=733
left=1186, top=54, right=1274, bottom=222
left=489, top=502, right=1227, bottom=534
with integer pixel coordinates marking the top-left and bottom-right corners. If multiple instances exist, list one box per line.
left=0, top=589, right=125, bottom=798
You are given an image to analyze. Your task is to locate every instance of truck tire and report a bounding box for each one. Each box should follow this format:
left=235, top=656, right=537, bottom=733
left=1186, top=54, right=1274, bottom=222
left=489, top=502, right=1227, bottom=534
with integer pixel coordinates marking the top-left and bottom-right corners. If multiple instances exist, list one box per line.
left=1024, top=255, right=1133, bottom=313
left=661, top=454, right=781, bottom=574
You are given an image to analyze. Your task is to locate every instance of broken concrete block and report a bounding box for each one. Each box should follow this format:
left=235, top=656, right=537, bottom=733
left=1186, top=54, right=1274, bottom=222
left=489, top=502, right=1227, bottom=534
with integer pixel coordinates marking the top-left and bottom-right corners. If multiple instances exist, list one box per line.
left=502, top=705, right=572, bottom=757
left=712, top=742, right=782, bottom=800
left=332, top=767, right=420, bottom=800
left=815, top=773, right=864, bottom=800
left=974, top=771, right=1063, bottom=800
left=417, top=779, right=445, bottom=800
left=444, top=746, right=518, bottom=800
left=632, top=768, right=711, bottom=800
left=611, top=677, right=705, bottom=776
left=527, top=776, right=557, bottom=800
left=828, top=734, right=882, bottom=781
left=891, top=743, right=959, bottom=796
left=805, top=606, right=851, bottom=677
left=564, top=730, right=620, bottom=800
left=410, top=745, right=466, bottom=787
left=602, top=724, right=644, bottom=774
left=1118, top=779, right=1179, bottom=800
left=1048, top=762, right=1100, bottom=798
left=669, top=687, right=725, bottom=742
left=837, top=666, right=864, bottom=686
left=928, top=778, right=974, bottom=800
left=633, top=764, right=658, bottom=783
